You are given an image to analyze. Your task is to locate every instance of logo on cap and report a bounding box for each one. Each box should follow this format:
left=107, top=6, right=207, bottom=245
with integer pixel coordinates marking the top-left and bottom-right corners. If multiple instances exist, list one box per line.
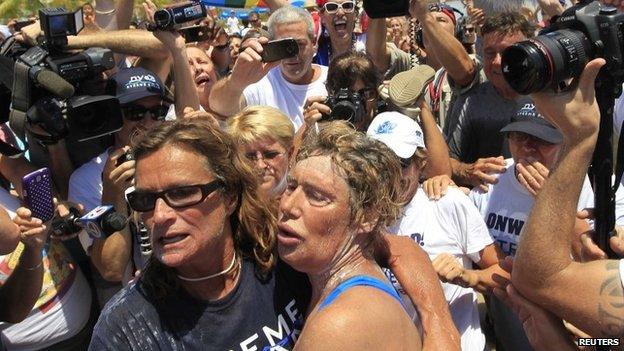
left=376, top=121, right=397, bottom=135
left=125, top=74, right=160, bottom=90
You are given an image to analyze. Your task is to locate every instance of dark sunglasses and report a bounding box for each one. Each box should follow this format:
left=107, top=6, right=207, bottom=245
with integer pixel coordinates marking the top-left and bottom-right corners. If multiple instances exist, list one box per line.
left=464, top=27, right=475, bottom=33
left=122, top=104, right=169, bottom=122
left=245, top=150, right=284, bottom=162
left=323, top=1, right=356, bottom=14
left=126, top=180, right=225, bottom=212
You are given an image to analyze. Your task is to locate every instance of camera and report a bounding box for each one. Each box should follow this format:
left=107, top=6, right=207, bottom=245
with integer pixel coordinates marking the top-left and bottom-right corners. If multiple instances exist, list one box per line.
left=362, top=0, right=409, bottom=19
left=51, top=205, right=127, bottom=238
left=39, top=7, right=84, bottom=48
left=153, top=2, right=207, bottom=31
left=501, top=0, right=624, bottom=94
left=3, top=6, right=123, bottom=145
left=323, top=88, right=366, bottom=123
left=116, top=149, right=134, bottom=167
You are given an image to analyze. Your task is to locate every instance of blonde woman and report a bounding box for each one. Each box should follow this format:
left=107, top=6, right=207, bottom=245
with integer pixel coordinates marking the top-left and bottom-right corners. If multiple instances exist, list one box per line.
left=227, top=106, right=294, bottom=197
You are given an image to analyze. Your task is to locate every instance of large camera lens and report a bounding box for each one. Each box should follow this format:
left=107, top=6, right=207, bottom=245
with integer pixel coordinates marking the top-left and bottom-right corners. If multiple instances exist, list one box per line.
left=502, top=29, right=591, bottom=94
left=153, top=9, right=173, bottom=30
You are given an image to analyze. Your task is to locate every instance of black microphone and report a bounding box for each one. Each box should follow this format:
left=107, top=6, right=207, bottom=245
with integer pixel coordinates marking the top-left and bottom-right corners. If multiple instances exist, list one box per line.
left=100, top=212, right=128, bottom=237
left=29, top=66, right=74, bottom=99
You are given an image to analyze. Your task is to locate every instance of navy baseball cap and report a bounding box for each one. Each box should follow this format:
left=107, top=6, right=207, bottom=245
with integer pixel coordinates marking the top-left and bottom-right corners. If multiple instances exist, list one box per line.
left=109, top=67, right=166, bottom=105
left=500, top=103, right=563, bottom=144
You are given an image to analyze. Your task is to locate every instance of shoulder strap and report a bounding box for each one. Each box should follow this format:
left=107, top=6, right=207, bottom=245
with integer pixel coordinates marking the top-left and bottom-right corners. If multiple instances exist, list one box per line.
left=317, top=275, right=404, bottom=311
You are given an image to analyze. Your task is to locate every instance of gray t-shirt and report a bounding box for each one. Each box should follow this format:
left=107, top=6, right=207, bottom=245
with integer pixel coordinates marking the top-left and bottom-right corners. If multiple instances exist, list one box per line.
left=446, top=81, right=531, bottom=163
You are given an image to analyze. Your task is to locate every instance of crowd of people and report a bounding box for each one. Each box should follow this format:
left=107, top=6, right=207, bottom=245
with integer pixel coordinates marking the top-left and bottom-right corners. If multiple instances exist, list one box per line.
left=0, top=0, right=623, bottom=350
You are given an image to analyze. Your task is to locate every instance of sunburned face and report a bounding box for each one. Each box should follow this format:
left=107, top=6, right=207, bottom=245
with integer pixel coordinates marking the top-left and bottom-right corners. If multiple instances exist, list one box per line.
left=277, top=155, right=355, bottom=274
left=274, top=21, right=318, bottom=84
left=242, top=138, right=290, bottom=196
left=187, top=47, right=218, bottom=100
left=135, top=144, right=236, bottom=276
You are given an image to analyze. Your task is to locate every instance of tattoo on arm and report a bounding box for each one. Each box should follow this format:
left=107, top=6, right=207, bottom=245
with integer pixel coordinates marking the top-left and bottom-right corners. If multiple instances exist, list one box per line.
left=598, top=261, right=624, bottom=337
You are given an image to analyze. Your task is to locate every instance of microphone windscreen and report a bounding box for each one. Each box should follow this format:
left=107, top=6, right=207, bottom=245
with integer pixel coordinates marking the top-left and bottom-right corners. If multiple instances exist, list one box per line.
left=101, top=212, right=127, bottom=236
left=35, top=69, right=75, bottom=99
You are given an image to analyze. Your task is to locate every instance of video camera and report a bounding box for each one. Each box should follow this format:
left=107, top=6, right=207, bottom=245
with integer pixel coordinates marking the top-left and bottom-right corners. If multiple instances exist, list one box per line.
left=322, top=88, right=367, bottom=124
left=153, top=1, right=207, bottom=31
left=2, top=6, right=122, bottom=145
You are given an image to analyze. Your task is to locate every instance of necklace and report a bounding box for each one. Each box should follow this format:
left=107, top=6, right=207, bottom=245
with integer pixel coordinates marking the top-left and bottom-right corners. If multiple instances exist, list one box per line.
left=177, top=252, right=239, bottom=282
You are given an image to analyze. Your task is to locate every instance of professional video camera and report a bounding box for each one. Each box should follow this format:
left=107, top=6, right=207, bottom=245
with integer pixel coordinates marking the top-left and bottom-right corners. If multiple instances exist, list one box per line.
left=153, top=1, right=207, bottom=31
left=501, top=0, right=624, bottom=258
left=322, top=88, right=367, bottom=123
left=3, top=6, right=122, bottom=145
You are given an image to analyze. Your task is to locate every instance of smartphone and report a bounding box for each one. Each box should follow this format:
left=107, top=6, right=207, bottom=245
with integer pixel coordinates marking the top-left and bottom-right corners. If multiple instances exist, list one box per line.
left=178, top=25, right=213, bottom=43
left=261, top=38, right=299, bottom=63
left=22, top=167, right=55, bottom=222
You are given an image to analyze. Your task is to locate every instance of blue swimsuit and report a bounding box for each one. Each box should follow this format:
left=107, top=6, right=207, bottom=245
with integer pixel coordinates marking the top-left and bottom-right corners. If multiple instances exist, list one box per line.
left=317, top=275, right=405, bottom=311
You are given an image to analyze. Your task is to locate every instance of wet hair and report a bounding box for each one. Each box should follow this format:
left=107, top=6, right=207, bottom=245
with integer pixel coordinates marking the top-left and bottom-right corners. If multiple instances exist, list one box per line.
left=227, top=106, right=295, bottom=151
left=133, top=118, right=277, bottom=299
left=326, top=51, right=381, bottom=96
left=481, top=11, right=536, bottom=39
left=296, top=120, right=404, bottom=237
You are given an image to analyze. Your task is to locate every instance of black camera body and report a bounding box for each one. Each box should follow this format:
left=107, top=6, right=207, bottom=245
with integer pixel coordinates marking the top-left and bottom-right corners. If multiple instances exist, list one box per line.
left=153, top=2, right=207, bottom=31
left=501, top=0, right=624, bottom=94
left=362, top=0, right=409, bottom=19
left=39, top=7, right=84, bottom=48
left=323, top=88, right=366, bottom=123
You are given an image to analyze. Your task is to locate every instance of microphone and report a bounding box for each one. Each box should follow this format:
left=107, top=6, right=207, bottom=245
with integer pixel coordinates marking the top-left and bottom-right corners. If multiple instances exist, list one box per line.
left=100, top=211, right=128, bottom=237
left=29, top=66, right=75, bottom=99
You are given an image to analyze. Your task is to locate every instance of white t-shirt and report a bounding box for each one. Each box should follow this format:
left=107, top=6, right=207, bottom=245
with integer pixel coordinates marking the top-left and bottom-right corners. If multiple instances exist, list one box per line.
left=0, top=188, right=91, bottom=350
left=469, top=158, right=595, bottom=256
left=243, top=65, right=328, bottom=130
left=68, top=150, right=108, bottom=251
left=386, top=187, right=492, bottom=351
left=226, top=17, right=240, bottom=34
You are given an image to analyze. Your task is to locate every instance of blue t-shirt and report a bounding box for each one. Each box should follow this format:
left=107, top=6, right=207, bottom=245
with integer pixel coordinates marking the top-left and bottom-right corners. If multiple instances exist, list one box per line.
left=89, top=259, right=310, bottom=350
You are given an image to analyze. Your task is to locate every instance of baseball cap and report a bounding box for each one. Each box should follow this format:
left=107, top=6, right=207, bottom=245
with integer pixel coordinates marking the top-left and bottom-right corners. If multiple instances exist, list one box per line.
left=109, top=67, right=166, bottom=105
left=500, top=103, right=563, bottom=144
left=367, top=111, right=425, bottom=159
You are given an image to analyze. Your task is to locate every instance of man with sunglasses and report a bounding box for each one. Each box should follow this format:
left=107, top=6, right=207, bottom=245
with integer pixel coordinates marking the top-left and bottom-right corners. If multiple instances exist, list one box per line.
left=468, top=103, right=594, bottom=351
left=68, top=67, right=168, bottom=302
left=314, top=0, right=361, bottom=66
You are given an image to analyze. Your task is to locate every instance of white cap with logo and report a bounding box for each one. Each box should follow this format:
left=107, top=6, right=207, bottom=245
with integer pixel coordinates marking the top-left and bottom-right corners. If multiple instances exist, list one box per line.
left=366, top=111, right=425, bottom=159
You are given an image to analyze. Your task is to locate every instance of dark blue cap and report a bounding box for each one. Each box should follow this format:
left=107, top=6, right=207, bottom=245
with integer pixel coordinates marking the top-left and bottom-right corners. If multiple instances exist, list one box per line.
left=109, top=67, right=165, bottom=105
left=500, top=102, right=563, bottom=144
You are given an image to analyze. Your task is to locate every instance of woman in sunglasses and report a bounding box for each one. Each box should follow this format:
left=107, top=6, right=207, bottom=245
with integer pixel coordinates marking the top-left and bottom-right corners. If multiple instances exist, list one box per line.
left=315, top=0, right=361, bottom=65
left=89, top=118, right=308, bottom=350
left=227, top=106, right=294, bottom=198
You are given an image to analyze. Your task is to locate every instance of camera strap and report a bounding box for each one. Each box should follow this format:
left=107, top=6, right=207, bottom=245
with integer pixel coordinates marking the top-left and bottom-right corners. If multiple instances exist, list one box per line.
left=9, top=61, right=30, bottom=148
left=614, top=120, right=624, bottom=192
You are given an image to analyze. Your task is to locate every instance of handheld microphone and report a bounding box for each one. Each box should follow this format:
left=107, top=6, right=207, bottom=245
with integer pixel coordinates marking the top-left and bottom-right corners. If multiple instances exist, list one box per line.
left=29, top=66, right=75, bottom=99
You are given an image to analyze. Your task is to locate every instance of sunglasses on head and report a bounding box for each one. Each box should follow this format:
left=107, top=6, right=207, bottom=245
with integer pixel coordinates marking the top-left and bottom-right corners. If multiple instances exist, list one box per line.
left=323, top=1, right=356, bottom=14
left=122, top=104, right=169, bottom=122
left=126, top=180, right=225, bottom=212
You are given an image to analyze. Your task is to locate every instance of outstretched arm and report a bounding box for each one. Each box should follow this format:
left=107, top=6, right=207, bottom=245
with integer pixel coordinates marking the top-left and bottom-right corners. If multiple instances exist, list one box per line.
left=513, top=58, right=624, bottom=338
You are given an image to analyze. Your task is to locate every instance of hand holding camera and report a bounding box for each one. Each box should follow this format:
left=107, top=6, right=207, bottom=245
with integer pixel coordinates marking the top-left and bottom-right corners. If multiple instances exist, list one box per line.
left=303, top=96, right=331, bottom=127
left=143, top=0, right=187, bottom=52
left=102, top=147, right=135, bottom=205
left=231, top=37, right=281, bottom=88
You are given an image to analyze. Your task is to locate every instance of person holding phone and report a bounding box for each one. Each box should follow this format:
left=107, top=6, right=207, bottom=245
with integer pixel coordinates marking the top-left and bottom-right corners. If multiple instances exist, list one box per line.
left=210, top=6, right=328, bottom=129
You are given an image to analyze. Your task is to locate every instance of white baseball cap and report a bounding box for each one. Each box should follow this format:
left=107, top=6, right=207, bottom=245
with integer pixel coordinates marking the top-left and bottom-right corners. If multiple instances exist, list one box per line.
left=366, top=111, right=425, bottom=159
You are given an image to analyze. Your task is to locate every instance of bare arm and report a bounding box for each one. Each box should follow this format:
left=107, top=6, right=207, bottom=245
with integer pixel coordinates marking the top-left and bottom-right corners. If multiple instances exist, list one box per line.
left=0, top=207, right=19, bottom=255
left=46, top=140, right=74, bottom=200
left=0, top=154, right=37, bottom=197
left=365, top=18, right=392, bottom=74
left=513, top=58, right=624, bottom=338
left=420, top=101, right=451, bottom=178
left=144, top=1, right=200, bottom=117
left=0, top=208, right=46, bottom=323
left=382, top=235, right=461, bottom=351
left=114, top=0, right=135, bottom=31
left=66, top=30, right=169, bottom=60
left=409, top=0, right=475, bottom=87
left=209, top=39, right=279, bottom=118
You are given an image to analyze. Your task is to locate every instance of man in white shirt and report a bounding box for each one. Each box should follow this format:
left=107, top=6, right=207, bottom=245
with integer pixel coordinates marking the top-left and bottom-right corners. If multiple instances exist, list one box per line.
left=209, top=6, right=327, bottom=129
